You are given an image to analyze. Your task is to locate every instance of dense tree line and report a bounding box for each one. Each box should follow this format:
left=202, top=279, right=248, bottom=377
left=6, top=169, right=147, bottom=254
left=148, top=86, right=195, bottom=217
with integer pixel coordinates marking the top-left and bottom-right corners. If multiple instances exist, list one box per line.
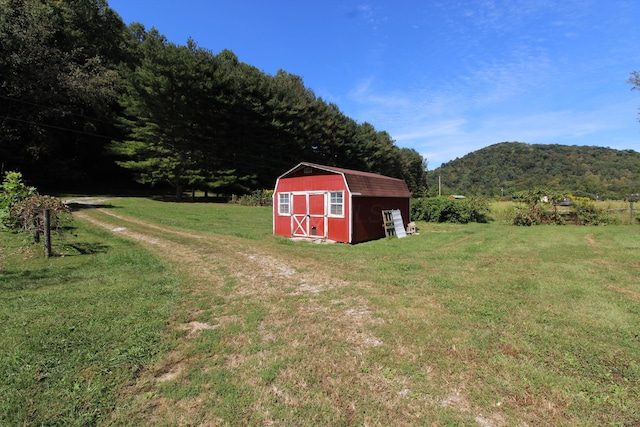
left=1, top=0, right=427, bottom=197
left=429, top=142, right=640, bottom=200
left=0, top=0, right=127, bottom=189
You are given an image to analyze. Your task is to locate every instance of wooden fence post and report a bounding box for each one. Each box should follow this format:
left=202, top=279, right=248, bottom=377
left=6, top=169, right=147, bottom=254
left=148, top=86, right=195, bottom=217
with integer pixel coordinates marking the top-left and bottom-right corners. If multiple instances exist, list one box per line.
left=33, top=220, right=40, bottom=243
left=43, top=208, right=51, bottom=258
left=631, top=201, right=635, bottom=224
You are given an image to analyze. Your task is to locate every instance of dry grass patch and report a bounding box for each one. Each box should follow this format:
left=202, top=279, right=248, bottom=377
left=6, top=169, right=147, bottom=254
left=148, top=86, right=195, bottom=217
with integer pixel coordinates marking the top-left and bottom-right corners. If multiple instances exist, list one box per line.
left=606, top=285, right=640, bottom=301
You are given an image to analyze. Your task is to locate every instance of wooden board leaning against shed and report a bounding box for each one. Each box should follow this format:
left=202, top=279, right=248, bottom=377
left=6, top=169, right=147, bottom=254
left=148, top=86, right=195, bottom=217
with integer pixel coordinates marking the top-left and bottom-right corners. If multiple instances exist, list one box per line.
left=382, top=209, right=406, bottom=238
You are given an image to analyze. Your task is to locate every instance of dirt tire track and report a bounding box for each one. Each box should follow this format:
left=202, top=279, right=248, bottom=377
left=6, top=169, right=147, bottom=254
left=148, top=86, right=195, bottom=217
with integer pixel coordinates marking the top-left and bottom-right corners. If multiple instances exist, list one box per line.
left=72, top=204, right=514, bottom=426
left=73, top=208, right=382, bottom=371
left=74, top=208, right=348, bottom=299
left=72, top=206, right=379, bottom=332
left=96, top=209, right=205, bottom=240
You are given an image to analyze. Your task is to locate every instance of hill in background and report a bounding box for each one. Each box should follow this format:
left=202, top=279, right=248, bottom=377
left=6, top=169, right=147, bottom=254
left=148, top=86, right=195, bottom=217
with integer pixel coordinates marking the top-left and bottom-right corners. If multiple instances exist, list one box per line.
left=428, top=142, right=640, bottom=199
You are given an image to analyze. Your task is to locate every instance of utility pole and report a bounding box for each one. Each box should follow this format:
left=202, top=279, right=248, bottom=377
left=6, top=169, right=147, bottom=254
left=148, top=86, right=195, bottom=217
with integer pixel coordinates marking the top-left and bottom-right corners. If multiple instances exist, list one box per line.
left=438, top=176, right=441, bottom=196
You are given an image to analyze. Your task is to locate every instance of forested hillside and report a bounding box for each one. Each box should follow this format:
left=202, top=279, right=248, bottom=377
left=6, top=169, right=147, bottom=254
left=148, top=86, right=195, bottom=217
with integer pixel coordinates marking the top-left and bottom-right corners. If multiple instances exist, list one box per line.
left=429, top=142, right=640, bottom=199
left=0, top=0, right=426, bottom=196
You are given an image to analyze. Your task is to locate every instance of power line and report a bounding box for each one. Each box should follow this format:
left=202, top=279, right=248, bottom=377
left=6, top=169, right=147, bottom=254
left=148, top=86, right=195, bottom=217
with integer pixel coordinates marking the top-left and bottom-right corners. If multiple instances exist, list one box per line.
left=0, top=113, right=303, bottom=172
left=0, top=100, right=356, bottom=176
left=0, top=94, right=115, bottom=126
left=0, top=114, right=122, bottom=141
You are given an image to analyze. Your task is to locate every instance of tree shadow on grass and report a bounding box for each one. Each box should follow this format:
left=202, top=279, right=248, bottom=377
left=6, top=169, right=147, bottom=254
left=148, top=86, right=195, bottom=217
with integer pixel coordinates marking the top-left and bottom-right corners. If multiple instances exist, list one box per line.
left=60, top=242, right=110, bottom=255
left=1, top=240, right=110, bottom=292
left=148, top=194, right=230, bottom=203
left=65, top=202, right=118, bottom=211
left=0, top=266, right=87, bottom=292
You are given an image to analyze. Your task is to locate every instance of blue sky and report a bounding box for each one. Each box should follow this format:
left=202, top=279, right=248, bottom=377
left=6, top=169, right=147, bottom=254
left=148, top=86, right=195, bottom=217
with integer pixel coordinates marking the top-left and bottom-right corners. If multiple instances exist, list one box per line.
left=108, top=0, right=640, bottom=168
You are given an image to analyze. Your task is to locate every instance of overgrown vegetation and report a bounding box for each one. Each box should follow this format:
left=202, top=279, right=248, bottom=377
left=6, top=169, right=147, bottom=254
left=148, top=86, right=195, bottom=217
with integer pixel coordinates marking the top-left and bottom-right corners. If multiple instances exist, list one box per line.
left=10, top=194, right=71, bottom=237
left=411, top=196, right=490, bottom=223
left=0, top=171, right=36, bottom=227
left=571, top=197, right=613, bottom=225
left=231, top=189, right=274, bottom=206
left=1, top=171, right=70, bottom=249
left=508, top=188, right=613, bottom=226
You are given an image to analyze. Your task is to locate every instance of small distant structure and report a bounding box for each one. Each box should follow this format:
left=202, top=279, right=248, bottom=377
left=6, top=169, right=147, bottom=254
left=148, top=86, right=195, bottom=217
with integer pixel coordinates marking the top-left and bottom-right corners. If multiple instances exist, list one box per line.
left=449, top=195, right=466, bottom=200
left=541, top=196, right=572, bottom=206
left=555, top=198, right=572, bottom=206
left=273, top=162, right=411, bottom=243
left=627, top=193, right=640, bottom=203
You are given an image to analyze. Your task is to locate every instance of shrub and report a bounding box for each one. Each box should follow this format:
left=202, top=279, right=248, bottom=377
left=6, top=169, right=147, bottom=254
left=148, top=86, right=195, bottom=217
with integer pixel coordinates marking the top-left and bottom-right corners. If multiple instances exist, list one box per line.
left=10, top=194, right=71, bottom=237
left=510, top=190, right=611, bottom=226
left=1, top=172, right=71, bottom=248
left=511, top=203, right=566, bottom=226
left=0, top=171, right=36, bottom=228
left=232, top=189, right=274, bottom=206
left=571, top=198, right=611, bottom=225
left=411, top=196, right=490, bottom=224
left=512, top=209, right=538, bottom=226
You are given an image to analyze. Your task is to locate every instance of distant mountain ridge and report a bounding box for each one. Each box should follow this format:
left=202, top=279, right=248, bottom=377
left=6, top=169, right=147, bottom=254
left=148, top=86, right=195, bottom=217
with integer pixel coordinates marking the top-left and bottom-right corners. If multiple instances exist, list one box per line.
left=428, top=142, right=640, bottom=199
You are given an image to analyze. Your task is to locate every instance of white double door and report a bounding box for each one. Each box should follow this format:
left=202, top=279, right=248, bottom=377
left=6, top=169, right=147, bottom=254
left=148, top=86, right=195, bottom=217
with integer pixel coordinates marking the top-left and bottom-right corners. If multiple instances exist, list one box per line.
left=291, top=192, right=328, bottom=238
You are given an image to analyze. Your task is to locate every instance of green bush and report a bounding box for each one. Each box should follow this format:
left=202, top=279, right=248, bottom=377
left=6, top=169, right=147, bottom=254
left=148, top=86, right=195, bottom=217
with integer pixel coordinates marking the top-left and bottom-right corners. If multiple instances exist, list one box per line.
left=1, top=172, right=70, bottom=249
left=232, top=189, right=274, bottom=206
left=512, top=209, right=538, bottom=226
left=511, top=203, right=568, bottom=226
left=411, top=196, right=490, bottom=224
left=572, top=198, right=611, bottom=225
left=0, top=171, right=36, bottom=228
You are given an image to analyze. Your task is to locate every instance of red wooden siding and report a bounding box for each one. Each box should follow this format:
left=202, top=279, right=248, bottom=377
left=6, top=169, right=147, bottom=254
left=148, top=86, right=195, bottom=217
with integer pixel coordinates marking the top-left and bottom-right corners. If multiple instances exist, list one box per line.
left=273, top=162, right=410, bottom=244
left=273, top=174, right=350, bottom=243
left=351, top=197, right=411, bottom=243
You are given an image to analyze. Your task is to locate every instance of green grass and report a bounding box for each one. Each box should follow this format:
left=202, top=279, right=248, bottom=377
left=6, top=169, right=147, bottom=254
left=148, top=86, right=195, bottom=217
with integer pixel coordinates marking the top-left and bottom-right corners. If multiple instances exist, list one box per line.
left=108, top=197, right=274, bottom=239
left=0, top=223, right=182, bottom=426
left=2, top=197, right=640, bottom=425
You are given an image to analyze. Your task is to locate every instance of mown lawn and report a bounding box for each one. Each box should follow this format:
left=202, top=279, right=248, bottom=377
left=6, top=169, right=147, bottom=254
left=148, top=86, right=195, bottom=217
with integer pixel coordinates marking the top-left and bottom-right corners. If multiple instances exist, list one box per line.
left=2, top=198, right=639, bottom=426
left=0, top=219, right=182, bottom=425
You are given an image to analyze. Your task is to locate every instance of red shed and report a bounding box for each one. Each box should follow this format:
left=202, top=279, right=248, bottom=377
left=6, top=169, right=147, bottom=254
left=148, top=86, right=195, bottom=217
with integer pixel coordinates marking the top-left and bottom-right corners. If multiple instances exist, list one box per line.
left=273, top=162, right=411, bottom=243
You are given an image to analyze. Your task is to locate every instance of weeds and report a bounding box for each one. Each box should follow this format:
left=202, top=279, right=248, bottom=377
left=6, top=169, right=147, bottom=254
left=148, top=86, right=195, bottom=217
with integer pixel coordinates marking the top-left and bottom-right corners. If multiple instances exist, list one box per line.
left=411, top=196, right=490, bottom=223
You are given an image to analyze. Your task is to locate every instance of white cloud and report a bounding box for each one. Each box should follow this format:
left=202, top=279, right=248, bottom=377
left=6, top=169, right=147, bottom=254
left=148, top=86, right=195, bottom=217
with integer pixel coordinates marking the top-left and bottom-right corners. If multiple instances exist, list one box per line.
left=394, top=119, right=467, bottom=141
left=330, top=0, right=640, bottom=169
left=392, top=100, right=639, bottom=168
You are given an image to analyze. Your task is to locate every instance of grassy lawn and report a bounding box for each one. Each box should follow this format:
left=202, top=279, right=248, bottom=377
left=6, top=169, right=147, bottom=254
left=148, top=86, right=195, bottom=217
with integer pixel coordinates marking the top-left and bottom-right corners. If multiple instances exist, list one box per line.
left=2, top=198, right=639, bottom=425
left=0, top=219, right=182, bottom=425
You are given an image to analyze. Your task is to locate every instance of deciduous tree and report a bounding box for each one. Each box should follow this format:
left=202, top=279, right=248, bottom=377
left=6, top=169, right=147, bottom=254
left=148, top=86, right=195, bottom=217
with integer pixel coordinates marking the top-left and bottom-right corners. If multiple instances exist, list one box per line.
left=0, top=0, right=127, bottom=185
